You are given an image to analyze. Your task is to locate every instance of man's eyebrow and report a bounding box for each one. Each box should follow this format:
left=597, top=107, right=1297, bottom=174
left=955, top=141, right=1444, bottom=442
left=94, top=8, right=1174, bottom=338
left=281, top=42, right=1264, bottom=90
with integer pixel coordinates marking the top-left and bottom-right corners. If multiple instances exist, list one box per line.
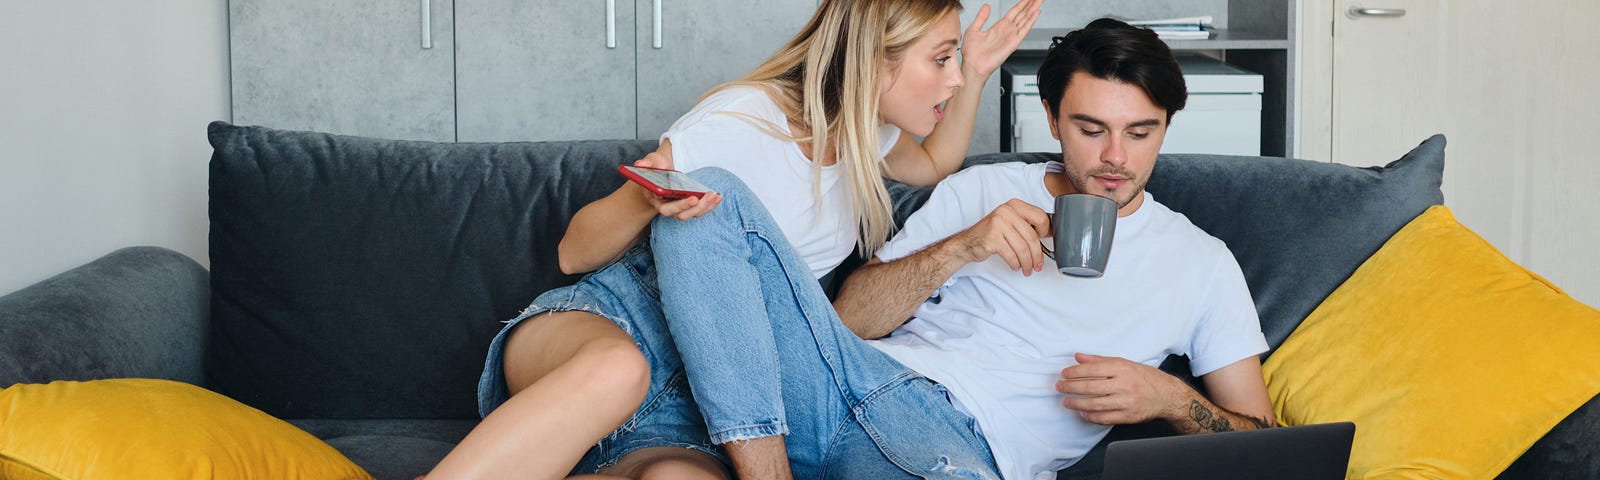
left=1067, top=114, right=1108, bottom=127
left=1068, top=114, right=1163, bottom=129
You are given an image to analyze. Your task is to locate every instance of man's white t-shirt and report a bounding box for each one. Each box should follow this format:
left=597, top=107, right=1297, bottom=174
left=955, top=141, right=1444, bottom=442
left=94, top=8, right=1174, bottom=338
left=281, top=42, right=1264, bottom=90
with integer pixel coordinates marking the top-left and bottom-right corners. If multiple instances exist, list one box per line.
left=866, top=161, right=1269, bottom=480
left=661, top=86, right=902, bottom=279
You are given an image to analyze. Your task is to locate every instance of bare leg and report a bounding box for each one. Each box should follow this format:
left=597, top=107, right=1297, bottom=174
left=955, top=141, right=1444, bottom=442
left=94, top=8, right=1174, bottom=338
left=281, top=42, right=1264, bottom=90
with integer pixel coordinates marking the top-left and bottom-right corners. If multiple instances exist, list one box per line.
left=725, top=437, right=793, bottom=480
left=426, top=311, right=651, bottom=480
left=590, top=446, right=731, bottom=480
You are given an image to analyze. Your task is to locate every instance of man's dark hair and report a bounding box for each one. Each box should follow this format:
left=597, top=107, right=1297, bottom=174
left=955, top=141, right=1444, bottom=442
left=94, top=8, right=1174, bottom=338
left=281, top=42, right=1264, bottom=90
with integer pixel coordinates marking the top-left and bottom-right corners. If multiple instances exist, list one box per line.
left=1037, top=18, right=1187, bottom=122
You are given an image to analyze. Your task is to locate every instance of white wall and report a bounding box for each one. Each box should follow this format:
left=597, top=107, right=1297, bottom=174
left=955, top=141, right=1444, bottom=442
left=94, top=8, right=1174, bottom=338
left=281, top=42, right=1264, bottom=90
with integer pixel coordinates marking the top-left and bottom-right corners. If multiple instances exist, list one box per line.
left=1298, top=0, right=1600, bottom=308
left=0, top=1, right=229, bottom=296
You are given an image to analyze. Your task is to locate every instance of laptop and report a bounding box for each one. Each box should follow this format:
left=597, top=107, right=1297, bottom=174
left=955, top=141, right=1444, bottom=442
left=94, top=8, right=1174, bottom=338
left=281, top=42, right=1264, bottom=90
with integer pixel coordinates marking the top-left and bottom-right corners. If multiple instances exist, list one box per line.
left=1100, top=422, right=1355, bottom=480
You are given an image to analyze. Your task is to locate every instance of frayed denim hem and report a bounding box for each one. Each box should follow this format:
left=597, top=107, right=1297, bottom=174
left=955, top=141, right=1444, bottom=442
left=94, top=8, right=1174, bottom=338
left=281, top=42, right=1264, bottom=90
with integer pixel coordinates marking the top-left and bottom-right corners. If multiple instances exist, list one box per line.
left=708, top=421, right=789, bottom=445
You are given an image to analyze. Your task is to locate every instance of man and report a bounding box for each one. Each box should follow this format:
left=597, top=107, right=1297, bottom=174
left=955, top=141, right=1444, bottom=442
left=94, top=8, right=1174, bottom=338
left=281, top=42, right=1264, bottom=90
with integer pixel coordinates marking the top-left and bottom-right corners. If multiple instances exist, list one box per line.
left=834, top=18, right=1275, bottom=480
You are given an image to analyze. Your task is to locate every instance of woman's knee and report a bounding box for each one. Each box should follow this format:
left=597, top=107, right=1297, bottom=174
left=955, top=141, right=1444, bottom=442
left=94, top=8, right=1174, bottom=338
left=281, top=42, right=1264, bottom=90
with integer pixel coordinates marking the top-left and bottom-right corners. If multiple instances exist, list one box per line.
left=569, top=336, right=652, bottom=405
left=502, top=312, right=645, bottom=397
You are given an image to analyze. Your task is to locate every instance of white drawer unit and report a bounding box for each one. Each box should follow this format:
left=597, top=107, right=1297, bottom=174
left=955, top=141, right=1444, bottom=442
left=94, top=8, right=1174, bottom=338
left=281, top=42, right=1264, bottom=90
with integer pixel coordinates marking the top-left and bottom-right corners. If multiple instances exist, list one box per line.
left=1002, top=54, right=1264, bottom=156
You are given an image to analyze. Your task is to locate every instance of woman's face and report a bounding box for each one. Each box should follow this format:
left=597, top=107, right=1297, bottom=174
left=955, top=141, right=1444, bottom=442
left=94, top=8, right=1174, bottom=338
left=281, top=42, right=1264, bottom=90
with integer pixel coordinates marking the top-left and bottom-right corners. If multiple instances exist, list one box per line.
left=879, top=11, right=964, bottom=137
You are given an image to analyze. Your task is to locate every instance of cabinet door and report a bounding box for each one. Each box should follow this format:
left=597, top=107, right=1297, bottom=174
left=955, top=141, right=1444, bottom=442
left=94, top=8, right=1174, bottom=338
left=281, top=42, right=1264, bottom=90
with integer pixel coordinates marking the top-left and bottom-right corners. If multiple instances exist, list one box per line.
left=1330, top=0, right=1444, bottom=167
left=457, top=0, right=637, bottom=142
left=230, top=0, right=454, bottom=141
left=634, top=0, right=816, bottom=140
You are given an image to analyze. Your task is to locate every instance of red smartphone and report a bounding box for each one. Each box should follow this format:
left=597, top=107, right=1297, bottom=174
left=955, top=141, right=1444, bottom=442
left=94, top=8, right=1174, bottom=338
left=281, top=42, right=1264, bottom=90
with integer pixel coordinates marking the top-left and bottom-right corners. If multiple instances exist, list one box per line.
left=618, top=165, right=711, bottom=199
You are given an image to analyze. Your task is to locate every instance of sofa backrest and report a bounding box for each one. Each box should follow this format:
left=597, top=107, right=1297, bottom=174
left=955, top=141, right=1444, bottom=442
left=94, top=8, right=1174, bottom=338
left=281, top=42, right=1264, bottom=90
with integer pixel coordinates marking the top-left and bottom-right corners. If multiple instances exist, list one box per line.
left=207, top=121, right=1445, bottom=419
left=207, top=122, right=655, bottom=419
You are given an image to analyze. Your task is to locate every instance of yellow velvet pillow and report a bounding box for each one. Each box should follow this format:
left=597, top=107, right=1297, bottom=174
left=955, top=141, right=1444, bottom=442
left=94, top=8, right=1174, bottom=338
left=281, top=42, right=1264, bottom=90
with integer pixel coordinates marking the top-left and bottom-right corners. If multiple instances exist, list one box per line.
left=1263, top=206, right=1600, bottom=479
left=0, top=378, right=372, bottom=480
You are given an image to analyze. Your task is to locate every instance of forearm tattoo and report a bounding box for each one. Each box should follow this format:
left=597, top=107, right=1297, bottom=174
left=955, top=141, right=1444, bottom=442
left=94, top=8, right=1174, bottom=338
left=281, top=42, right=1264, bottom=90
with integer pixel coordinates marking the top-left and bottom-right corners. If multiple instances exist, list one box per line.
left=1189, top=400, right=1234, bottom=433
left=1187, top=400, right=1275, bottom=432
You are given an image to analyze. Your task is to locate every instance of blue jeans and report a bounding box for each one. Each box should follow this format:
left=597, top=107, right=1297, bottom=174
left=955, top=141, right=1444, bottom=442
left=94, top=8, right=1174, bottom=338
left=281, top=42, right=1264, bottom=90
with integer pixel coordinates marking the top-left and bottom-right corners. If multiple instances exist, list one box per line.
left=480, top=168, right=1000, bottom=478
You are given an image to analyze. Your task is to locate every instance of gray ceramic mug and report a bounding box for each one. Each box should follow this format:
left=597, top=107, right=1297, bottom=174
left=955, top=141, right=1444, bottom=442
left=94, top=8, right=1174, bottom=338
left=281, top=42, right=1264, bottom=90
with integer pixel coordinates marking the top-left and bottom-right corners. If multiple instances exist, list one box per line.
left=1050, top=193, right=1118, bottom=277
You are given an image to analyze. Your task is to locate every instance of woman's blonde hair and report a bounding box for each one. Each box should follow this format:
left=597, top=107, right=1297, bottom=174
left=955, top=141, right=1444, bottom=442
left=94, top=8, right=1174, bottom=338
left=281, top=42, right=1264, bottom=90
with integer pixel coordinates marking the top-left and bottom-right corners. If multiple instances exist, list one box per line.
left=708, top=0, right=962, bottom=256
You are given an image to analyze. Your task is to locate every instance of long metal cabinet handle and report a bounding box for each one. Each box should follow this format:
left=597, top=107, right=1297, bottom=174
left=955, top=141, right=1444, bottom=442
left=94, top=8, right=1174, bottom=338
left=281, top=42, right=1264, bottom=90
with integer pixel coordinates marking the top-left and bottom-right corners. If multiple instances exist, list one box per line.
left=421, top=0, right=433, bottom=49
left=1347, top=5, right=1407, bottom=18
left=606, top=0, right=617, bottom=48
left=652, top=0, right=663, bottom=49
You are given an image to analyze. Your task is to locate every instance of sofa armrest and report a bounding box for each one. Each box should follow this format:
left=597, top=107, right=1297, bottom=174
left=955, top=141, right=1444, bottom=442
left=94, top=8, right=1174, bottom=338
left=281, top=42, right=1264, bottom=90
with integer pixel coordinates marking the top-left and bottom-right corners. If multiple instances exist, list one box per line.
left=0, top=246, right=208, bottom=386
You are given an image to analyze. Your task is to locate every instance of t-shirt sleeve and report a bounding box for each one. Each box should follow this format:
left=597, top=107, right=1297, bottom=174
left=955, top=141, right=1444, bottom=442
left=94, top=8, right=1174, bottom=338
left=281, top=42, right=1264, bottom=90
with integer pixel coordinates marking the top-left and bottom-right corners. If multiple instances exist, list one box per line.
left=659, top=89, right=787, bottom=175
left=1184, top=251, right=1270, bottom=376
left=876, top=170, right=988, bottom=263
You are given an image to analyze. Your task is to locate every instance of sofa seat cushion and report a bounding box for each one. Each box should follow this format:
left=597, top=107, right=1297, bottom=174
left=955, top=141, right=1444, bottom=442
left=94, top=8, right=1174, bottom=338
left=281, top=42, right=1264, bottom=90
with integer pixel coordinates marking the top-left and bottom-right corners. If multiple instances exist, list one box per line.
left=1263, top=206, right=1600, bottom=478
left=0, top=378, right=372, bottom=480
left=207, top=122, right=656, bottom=419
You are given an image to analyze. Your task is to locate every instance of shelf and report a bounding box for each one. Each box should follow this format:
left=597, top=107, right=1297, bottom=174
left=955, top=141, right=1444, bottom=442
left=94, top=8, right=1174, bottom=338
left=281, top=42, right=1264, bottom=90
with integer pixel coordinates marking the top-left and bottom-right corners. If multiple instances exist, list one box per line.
left=1018, top=28, right=1291, bottom=52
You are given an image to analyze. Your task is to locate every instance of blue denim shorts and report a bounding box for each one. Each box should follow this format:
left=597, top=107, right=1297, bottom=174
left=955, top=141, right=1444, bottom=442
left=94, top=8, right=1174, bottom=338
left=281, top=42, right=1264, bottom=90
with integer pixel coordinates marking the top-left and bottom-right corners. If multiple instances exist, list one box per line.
left=477, top=244, right=727, bottom=473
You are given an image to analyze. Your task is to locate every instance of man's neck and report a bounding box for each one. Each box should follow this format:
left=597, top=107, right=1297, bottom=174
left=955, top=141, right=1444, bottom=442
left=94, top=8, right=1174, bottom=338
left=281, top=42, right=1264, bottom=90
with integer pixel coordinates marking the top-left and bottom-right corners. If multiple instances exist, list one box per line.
left=1043, top=170, right=1145, bottom=218
left=1043, top=170, right=1077, bottom=197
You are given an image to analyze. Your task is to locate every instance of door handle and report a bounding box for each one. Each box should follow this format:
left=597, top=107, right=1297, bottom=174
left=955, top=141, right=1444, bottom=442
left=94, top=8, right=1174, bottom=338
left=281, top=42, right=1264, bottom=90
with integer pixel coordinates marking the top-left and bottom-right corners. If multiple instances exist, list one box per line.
left=1347, top=5, right=1407, bottom=18
left=652, top=0, right=663, bottom=49
left=421, top=0, right=433, bottom=49
left=606, top=0, right=617, bottom=48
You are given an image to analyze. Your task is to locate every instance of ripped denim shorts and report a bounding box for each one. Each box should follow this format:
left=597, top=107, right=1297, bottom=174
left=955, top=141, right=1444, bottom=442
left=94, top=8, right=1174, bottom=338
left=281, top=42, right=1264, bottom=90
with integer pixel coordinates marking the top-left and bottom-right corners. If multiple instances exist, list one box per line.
left=476, top=244, right=726, bottom=473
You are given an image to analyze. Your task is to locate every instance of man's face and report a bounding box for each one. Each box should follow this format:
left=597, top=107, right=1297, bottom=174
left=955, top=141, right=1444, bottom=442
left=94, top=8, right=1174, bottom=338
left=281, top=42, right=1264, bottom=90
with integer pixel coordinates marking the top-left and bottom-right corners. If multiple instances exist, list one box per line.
left=1045, top=72, right=1168, bottom=217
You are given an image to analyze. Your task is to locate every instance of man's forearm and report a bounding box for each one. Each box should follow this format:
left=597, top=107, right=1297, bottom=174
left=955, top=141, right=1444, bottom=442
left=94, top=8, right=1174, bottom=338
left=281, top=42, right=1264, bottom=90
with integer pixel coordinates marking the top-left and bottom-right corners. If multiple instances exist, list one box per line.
left=834, top=242, right=966, bottom=339
left=1166, top=392, right=1274, bottom=434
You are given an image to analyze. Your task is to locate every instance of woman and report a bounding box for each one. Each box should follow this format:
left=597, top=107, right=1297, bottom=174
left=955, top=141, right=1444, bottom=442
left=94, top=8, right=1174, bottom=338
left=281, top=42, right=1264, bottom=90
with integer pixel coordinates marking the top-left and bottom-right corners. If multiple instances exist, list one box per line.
left=428, top=1, right=1041, bottom=478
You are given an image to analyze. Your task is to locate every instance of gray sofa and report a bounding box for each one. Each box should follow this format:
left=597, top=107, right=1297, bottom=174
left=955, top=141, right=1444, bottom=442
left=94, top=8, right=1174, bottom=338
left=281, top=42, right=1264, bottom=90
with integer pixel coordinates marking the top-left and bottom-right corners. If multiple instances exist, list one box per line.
left=1, top=122, right=1594, bottom=479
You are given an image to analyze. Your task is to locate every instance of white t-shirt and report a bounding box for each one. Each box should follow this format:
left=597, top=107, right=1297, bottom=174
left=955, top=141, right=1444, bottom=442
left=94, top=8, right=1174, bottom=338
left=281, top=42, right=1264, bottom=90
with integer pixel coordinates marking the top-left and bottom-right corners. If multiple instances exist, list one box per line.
left=867, top=161, right=1268, bottom=480
left=661, top=86, right=902, bottom=279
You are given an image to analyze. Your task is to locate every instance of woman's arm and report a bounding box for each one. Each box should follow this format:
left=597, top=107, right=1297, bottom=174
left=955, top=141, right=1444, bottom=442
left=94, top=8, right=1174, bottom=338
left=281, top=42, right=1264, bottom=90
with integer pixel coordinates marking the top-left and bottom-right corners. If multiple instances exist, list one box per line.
left=557, top=140, right=724, bottom=274
left=883, top=0, right=1042, bottom=186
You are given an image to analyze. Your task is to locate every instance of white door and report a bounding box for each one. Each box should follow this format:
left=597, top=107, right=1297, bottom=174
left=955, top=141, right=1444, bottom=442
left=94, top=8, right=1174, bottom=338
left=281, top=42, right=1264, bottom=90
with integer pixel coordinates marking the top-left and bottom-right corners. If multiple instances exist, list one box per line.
left=1316, top=0, right=1600, bottom=308
left=1330, top=0, right=1444, bottom=168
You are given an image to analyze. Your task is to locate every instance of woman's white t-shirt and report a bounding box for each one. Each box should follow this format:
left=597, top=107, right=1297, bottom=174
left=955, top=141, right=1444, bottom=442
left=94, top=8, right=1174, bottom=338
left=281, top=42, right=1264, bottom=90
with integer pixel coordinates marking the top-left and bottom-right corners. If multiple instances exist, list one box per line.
left=661, top=86, right=902, bottom=279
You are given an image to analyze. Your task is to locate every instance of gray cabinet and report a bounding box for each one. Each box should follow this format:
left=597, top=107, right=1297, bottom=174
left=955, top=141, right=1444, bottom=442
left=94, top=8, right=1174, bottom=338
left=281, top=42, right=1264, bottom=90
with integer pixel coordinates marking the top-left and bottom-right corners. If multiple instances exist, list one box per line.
left=232, top=0, right=814, bottom=143
left=457, top=0, right=814, bottom=142
left=456, top=0, right=638, bottom=142
left=633, top=1, right=816, bottom=139
left=230, top=0, right=455, bottom=142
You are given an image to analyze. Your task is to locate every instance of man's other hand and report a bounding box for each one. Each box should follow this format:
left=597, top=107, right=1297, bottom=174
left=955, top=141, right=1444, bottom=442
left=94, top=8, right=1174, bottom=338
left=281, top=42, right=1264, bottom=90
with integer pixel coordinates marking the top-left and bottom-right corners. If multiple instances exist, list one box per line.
left=1055, top=352, right=1188, bottom=425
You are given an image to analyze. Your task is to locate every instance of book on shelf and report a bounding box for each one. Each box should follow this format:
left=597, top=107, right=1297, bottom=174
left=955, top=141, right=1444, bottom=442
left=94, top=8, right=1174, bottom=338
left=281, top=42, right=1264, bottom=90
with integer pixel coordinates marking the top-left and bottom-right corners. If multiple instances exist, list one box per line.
left=1114, top=15, right=1215, bottom=40
left=1152, top=29, right=1212, bottom=40
left=1124, top=15, right=1214, bottom=29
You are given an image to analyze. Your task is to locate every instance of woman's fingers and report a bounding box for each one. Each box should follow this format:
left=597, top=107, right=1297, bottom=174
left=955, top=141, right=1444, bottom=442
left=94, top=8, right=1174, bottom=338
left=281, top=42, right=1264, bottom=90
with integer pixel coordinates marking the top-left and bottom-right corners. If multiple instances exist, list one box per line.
left=660, top=193, right=722, bottom=220
left=965, top=3, right=991, bottom=37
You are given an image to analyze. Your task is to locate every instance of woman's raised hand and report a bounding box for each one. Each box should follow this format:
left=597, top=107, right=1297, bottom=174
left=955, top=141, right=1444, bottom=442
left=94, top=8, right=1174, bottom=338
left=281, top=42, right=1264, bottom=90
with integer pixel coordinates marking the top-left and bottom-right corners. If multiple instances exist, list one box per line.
left=959, top=0, right=1043, bottom=79
left=632, top=145, right=723, bottom=221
